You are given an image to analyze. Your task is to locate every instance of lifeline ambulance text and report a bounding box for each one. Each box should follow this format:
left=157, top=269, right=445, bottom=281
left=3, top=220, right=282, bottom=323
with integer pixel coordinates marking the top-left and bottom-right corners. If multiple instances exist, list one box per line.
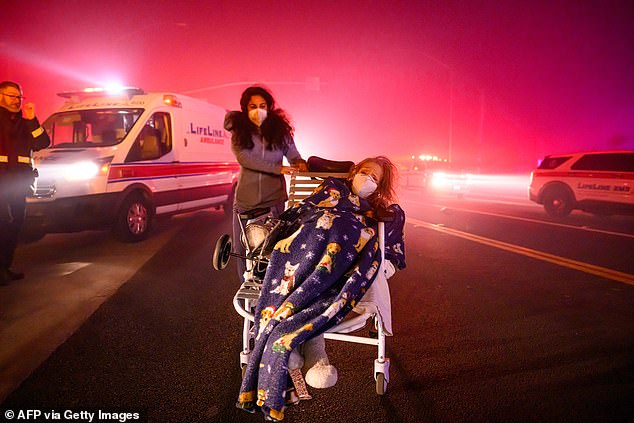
left=188, top=123, right=224, bottom=137
left=577, top=183, right=631, bottom=192
left=3, top=409, right=142, bottom=422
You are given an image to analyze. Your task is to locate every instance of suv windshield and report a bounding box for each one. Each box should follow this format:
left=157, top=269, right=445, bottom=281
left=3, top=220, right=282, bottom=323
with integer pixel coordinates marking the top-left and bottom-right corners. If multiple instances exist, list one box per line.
left=43, top=108, right=143, bottom=148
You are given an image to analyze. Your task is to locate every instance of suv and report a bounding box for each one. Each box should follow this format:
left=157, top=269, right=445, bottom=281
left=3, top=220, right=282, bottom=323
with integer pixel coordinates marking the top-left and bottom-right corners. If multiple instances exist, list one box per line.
left=529, top=150, right=634, bottom=217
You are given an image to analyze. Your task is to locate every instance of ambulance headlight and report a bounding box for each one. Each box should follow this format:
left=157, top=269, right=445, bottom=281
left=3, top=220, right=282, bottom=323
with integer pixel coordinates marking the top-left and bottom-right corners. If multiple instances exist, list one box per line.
left=64, top=157, right=113, bottom=181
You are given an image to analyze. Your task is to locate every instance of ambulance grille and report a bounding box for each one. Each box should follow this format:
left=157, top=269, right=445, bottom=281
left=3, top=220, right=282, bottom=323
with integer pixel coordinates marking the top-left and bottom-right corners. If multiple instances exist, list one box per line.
left=32, top=182, right=56, bottom=198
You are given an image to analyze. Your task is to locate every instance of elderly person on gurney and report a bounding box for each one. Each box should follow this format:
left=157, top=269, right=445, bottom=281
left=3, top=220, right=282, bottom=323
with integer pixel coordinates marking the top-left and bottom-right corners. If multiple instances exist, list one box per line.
left=237, top=156, right=406, bottom=421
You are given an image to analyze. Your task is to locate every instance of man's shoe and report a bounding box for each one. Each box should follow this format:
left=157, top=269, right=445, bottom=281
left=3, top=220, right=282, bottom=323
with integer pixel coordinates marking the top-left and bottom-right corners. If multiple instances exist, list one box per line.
left=7, top=269, right=24, bottom=280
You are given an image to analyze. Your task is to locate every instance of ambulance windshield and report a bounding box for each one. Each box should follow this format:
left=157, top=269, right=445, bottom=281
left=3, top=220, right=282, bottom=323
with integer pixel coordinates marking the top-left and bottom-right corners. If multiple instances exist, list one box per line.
left=43, top=108, right=144, bottom=148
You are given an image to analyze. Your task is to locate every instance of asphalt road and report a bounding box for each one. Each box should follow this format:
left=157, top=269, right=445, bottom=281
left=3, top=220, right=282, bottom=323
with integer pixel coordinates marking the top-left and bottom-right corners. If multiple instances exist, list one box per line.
left=1, top=188, right=633, bottom=422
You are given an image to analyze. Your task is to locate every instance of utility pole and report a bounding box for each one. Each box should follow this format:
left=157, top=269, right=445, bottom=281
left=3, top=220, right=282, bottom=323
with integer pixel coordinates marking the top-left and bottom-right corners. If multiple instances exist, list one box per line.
left=478, top=90, right=485, bottom=169
left=420, top=52, right=453, bottom=163
left=448, top=70, right=454, bottom=163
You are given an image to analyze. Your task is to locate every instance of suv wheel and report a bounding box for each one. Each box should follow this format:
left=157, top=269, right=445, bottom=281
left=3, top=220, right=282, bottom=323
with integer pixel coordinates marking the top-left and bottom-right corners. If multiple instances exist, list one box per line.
left=543, top=187, right=573, bottom=218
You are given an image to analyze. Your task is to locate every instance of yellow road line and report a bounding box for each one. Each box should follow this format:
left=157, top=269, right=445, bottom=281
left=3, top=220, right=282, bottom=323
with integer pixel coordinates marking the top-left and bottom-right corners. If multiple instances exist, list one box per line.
left=407, top=217, right=634, bottom=286
left=402, top=198, right=634, bottom=239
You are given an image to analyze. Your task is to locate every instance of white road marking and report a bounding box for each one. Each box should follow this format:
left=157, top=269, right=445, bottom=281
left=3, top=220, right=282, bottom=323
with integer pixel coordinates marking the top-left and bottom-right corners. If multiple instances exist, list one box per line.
left=54, top=262, right=91, bottom=276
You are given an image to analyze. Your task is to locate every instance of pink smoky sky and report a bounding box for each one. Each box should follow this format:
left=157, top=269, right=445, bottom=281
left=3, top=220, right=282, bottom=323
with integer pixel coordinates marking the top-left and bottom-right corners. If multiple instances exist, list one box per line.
left=3, top=0, right=633, bottom=172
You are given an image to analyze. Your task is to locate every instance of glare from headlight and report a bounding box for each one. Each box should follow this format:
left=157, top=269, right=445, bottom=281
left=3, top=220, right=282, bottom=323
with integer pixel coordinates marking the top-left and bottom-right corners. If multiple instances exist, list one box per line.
left=430, top=172, right=448, bottom=188
left=64, top=161, right=100, bottom=181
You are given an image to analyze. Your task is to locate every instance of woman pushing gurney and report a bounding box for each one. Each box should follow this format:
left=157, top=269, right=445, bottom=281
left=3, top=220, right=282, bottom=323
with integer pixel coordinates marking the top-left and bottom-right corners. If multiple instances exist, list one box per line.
left=236, top=156, right=406, bottom=421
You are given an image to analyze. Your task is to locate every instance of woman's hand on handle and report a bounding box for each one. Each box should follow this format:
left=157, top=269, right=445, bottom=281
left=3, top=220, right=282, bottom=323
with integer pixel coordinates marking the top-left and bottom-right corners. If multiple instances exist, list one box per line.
left=281, top=166, right=297, bottom=175
left=281, top=162, right=308, bottom=175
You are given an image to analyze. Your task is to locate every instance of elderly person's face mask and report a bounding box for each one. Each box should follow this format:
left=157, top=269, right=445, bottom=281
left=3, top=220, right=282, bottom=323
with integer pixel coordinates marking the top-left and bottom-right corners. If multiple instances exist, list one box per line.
left=351, top=161, right=383, bottom=199
left=352, top=174, right=378, bottom=198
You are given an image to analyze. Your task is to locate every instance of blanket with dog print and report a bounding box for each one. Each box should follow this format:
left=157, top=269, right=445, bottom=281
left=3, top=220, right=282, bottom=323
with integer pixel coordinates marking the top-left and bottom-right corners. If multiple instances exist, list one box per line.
left=237, top=177, right=406, bottom=421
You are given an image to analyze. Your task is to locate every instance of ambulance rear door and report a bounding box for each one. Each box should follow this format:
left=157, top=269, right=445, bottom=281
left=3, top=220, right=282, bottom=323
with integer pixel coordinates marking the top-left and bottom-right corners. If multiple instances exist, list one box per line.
left=173, top=101, right=234, bottom=211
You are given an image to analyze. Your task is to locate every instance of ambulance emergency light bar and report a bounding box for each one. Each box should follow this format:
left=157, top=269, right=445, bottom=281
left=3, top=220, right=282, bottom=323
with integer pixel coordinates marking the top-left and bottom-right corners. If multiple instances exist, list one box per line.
left=57, top=86, right=145, bottom=99
left=56, top=87, right=182, bottom=108
left=412, top=154, right=449, bottom=162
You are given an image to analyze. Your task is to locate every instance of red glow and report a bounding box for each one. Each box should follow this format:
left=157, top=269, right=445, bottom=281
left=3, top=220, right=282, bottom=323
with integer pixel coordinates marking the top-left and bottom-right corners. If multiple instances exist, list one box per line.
left=3, top=2, right=633, bottom=172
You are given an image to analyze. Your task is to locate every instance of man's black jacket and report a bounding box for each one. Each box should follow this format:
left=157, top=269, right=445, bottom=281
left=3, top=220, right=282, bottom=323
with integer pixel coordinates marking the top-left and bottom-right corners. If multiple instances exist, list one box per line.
left=0, top=107, right=51, bottom=194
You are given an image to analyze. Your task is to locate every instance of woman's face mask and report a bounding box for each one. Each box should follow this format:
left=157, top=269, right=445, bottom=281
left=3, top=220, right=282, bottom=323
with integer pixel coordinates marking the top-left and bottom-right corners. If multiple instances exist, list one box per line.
left=248, top=108, right=268, bottom=127
left=352, top=173, right=378, bottom=199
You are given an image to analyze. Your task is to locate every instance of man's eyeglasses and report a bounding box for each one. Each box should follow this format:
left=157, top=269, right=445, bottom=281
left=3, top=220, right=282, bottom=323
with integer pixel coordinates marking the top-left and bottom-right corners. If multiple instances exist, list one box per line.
left=1, top=93, right=25, bottom=101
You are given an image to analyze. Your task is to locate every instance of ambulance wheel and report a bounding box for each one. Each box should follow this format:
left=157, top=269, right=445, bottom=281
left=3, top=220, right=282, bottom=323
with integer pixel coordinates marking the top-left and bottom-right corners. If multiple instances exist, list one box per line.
left=114, top=193, right=152, bottom=242
left=543, top=187, right=573, bottom=218
left=212, top=234, right=232, bottom=270
left=376, top=373, right=387, bottom=395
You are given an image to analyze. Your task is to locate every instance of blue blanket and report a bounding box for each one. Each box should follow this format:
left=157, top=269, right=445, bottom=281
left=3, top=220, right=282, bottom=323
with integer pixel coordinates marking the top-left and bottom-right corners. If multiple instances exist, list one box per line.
left=237, top=177, right=406, bottom=420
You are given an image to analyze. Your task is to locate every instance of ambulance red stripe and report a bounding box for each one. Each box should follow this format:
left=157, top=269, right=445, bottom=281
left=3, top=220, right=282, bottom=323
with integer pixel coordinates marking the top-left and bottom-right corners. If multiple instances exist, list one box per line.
left=532, top=171, right=634, bottom=180
left=108, top=162, right=239, bottom=182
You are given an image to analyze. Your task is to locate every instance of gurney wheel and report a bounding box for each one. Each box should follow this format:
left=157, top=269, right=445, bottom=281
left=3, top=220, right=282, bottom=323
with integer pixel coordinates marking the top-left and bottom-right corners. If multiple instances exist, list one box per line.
left=376, top=373, right=387, bottom=395
left=212, top=234, right=232, bottom=270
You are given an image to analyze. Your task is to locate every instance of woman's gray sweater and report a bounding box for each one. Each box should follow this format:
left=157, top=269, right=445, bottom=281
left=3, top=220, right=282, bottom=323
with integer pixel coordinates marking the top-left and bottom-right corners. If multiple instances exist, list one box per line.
left=225, top=112, right=304, bottom=211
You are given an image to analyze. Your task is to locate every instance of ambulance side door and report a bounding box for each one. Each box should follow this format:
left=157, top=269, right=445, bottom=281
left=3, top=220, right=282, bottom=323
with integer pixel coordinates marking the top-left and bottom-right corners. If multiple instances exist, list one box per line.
left=123, top=111, right=180, bottom=214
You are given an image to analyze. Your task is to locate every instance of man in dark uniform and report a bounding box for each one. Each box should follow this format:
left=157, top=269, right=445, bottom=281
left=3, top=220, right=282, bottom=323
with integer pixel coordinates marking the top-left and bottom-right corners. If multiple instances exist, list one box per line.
left=0, top=81, right=50, bottom=285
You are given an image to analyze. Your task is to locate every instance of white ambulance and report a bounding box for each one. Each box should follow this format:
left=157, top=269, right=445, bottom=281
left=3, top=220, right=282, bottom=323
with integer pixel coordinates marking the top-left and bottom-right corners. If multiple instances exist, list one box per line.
left=529, top=150, right=634, bottom=217
left=26, top=87, right=239, bottom=241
